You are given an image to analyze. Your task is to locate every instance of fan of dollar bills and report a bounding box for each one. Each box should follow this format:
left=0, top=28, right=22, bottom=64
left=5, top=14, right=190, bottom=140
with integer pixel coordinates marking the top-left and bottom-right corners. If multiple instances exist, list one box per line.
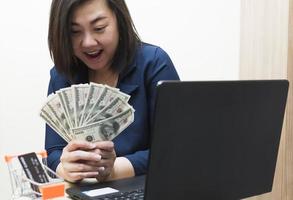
left=40, top=83, right=135, bottom=143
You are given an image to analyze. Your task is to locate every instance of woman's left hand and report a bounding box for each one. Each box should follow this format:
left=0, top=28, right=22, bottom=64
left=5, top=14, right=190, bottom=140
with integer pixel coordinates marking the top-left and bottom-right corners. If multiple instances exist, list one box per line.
left=86, top=141, right=116, bottom=182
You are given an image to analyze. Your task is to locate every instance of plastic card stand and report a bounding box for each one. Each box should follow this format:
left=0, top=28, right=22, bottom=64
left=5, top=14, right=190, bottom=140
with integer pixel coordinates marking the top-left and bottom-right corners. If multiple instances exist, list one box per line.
left=4, top=151, right=65, bottom=200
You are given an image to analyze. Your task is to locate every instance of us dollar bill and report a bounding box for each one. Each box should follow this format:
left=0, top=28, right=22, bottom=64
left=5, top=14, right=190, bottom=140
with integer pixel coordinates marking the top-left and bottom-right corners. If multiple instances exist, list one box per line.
left=83, top=85, right=130, bottom=124
left=79, top=82, right=104, bottom=126
left=73, top=84, right=89, bottom=127
left=56, top=90, right=72, bottom=129
left=43, top=94, right=73, bottom=139
left=72, top=108, right=134, bottom=142
left=86, top=96, right=133, bottom=124
left=57, top=88, right=75, bottom=128
left=40, top=110, right=71, bottom=142
left=40, top=83, right=134, bottom=143
left=104, top=85, right=130, bottom=102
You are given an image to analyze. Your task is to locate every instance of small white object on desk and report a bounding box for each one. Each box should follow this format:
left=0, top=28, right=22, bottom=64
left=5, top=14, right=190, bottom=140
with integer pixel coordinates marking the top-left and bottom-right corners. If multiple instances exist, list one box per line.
left=83, top=187, right=119, bottom=197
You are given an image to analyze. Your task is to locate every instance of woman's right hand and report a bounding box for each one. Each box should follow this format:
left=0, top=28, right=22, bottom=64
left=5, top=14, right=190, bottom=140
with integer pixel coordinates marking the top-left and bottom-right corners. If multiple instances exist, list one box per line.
left=56, top=140, right=102, bottom=182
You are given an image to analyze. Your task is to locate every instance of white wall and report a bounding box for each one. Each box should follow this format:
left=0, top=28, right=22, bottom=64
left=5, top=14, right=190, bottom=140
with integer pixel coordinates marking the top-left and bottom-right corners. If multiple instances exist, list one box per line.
left=0, top=0, right=240, bottom=199
left=126, top=0, right=240, bottom=80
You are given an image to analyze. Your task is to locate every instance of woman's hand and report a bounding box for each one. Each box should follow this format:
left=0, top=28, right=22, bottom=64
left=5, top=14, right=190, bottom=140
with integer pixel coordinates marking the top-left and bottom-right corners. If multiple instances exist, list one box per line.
left=89, top=142, right=136, bottom=182
left=88, top=141, right=116, bottom=182
left=56, top=140, right=103, bottom=182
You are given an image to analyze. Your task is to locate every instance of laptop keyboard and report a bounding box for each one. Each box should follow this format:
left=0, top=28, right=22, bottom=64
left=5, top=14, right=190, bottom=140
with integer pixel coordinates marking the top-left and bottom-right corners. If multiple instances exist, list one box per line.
left=94, top=188, right=144, bottom=200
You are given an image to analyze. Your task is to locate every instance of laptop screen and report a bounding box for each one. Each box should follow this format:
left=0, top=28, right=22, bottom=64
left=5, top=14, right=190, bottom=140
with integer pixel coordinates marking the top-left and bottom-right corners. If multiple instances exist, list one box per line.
left=145, top=80, right=288, bottom=200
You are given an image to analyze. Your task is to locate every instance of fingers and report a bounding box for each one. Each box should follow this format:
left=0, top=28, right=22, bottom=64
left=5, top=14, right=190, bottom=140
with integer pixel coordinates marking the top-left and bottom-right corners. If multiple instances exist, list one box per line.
left=93, top=141, right=114, bottom=152
left=56, top=162, right=100, bottom=183
left=63, top=158, right=113, bottom=182
left=63, top=150, right=101, bottom=162
left=85, top=148, right=116, bottom=182
left=59, top=141, right=116, bottom=182
left=86, top=150, right=116, bottom=181
left=90, top=148, right=116, bottom=159
left=65, top=140, right=96, bottom=152
left=85, top=158, right=114, bottom=167
left=61, top=141, right=115, bottom=165
left=63, top=162, right=101, bottom=172
left=65, top=140, right=114, bottom=152
left=67, top=171, right=100, bottom=182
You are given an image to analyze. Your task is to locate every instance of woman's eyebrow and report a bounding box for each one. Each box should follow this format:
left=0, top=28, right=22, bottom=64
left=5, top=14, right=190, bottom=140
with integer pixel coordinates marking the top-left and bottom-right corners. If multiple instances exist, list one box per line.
left=90, top=16, right=107, bottom=25
left=71, top=16, right=107, bottom=26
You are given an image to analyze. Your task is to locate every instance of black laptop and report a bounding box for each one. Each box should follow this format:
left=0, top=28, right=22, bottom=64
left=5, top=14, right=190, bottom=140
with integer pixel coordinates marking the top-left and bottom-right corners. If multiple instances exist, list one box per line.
left=66, top=80, right=289, bottom=200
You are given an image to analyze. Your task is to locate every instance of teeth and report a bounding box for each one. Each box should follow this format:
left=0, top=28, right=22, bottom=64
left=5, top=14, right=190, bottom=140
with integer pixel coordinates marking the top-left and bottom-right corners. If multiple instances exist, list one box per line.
left=86, top=50, right=100, bottom=55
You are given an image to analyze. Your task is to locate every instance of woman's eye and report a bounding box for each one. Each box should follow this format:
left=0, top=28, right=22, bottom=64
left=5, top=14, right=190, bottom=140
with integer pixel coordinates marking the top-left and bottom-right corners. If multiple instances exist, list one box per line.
left=71, top=30, right=80, bottom=35
left=94, top=26, right=106, bottom=32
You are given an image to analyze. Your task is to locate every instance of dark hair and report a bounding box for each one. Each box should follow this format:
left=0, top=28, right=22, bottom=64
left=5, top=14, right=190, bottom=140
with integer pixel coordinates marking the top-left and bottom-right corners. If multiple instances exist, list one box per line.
left=48, top=0, right=141, bottom=82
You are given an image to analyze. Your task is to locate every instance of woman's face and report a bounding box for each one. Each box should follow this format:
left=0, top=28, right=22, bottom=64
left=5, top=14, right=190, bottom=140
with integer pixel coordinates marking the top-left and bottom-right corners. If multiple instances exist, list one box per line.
left=71, top=0, right=119, bottom=72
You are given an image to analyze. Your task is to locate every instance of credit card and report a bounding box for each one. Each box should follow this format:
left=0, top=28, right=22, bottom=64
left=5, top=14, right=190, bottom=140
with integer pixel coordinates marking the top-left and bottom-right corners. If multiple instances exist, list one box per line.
left=18, top=152, right=49, bottom=193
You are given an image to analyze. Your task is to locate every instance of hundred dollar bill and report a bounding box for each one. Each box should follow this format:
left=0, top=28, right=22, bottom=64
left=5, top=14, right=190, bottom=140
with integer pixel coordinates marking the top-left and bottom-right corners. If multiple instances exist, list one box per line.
left=83, top=85, right=130, bottom=124
left=44, top=93, right=73, bottom=138
left=104, top=85, right=130, bottom=102
left=72, top=108, right=134, bottom=142
left=56, top=90, right=72, bottom=129
left=82, top=85, right=116, bottom=123
left=73, top=84, right=89, bottom=127
left=57, top=87, right=75, bottom=128
left=86, top=96, right=133, bottom=124
left=79, top=82, right=104, bottom=126
left=40, top=110, right=71, bottom=142
left=104, top=85, right=130, bottom=103
left=40, top=101, right=72, bottom=141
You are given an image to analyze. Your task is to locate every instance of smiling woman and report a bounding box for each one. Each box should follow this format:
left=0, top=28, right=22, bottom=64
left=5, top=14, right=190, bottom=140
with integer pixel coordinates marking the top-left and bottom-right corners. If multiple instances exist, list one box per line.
left=70, top=0, right=119, bottom=74
left=45, top=0, right=179, bottom=183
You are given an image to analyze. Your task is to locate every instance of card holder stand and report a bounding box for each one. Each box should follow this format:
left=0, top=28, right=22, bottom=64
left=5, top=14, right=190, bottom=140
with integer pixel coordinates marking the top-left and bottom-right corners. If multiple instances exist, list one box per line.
left=4, top=151, right=65, bottom=200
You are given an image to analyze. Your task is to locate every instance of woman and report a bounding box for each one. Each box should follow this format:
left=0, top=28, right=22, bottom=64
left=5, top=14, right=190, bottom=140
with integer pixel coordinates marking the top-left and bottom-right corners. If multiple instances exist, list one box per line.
left=46, top=0, right=179, bottom=182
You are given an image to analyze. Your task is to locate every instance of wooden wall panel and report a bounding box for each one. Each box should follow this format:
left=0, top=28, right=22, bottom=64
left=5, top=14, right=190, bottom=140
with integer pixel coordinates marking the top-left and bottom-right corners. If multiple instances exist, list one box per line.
left=285, top=1, right=293, bottom=199
left=240, top=0, right=292, bottom=199
left=240, top=0, right=288, bottom=79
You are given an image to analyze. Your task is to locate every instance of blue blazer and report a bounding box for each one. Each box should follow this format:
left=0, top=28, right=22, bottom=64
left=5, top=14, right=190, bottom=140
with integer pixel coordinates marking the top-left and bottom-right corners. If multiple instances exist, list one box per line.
left=45, top=43, right=180, bottom=175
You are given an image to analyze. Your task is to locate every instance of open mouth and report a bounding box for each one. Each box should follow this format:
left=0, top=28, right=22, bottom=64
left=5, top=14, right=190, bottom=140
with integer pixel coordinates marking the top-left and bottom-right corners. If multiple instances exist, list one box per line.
left=84, top=49, right=103, bottom=59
